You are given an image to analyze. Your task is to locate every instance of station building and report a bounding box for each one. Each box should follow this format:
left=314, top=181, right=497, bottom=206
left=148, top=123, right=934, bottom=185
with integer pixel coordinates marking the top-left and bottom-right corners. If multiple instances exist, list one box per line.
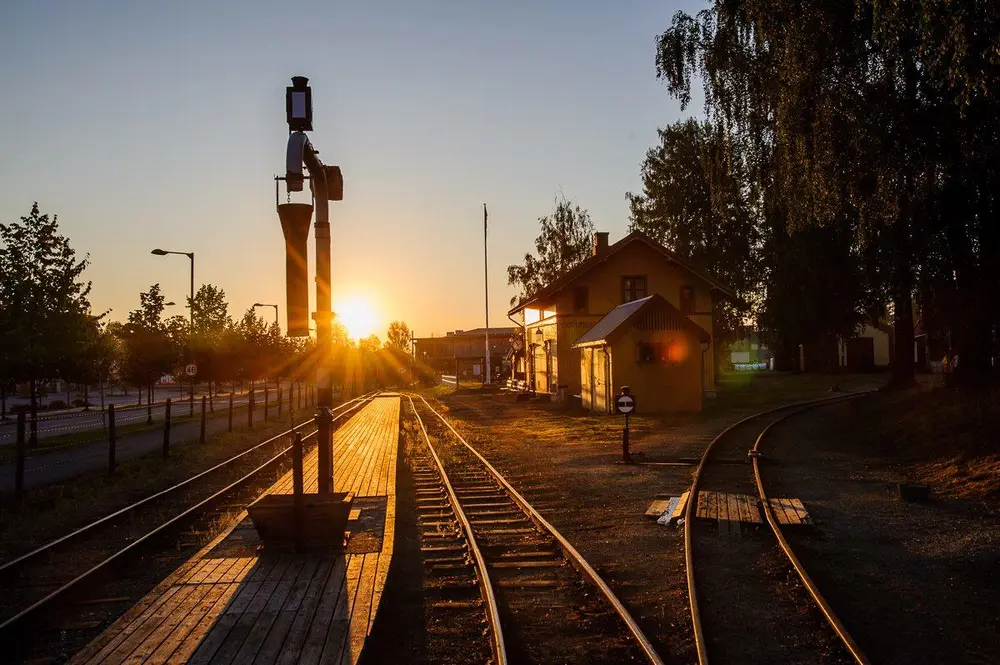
left=507, top=231, right=735, bottom=413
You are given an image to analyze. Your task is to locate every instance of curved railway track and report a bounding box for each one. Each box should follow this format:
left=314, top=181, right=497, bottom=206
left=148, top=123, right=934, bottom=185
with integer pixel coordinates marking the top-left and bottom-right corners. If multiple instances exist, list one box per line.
left=684, top=393, right=872, bottom=665
left=407, top=394, right=664, bottom=665
left=0, top=393, right=376, bottom=659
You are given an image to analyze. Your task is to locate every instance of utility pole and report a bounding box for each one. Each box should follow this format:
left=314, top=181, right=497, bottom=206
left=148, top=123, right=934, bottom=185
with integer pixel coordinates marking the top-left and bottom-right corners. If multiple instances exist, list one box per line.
left=483, top=203, right=491, bottom=385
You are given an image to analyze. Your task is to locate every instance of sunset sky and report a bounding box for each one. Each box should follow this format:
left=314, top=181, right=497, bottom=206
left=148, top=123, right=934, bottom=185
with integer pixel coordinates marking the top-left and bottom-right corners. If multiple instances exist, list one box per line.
left=0, top=1, right=701, bottom=340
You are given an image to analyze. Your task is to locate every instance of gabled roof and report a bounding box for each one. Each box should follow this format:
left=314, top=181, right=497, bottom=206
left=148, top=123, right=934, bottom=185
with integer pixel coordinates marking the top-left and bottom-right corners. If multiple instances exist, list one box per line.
left=573, top=293, right=710, bottom=349
left=508, top=230, right=737, bottom=316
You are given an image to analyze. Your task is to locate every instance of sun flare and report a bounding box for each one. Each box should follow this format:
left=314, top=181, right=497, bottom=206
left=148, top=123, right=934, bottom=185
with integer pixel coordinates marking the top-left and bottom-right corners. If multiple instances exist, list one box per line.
left=335, top=296, right=377, bottom=341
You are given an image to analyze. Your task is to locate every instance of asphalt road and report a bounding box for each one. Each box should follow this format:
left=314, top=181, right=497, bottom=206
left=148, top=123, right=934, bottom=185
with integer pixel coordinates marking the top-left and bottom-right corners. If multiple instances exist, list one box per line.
left=0, top=395, right=308, bottom=492
left=0, top=388, right=294, bottom=445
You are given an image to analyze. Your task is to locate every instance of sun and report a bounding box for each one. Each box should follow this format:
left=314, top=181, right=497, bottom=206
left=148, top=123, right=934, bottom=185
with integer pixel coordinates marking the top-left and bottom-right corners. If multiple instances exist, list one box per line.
left=335, top=296, right=377, bottom=341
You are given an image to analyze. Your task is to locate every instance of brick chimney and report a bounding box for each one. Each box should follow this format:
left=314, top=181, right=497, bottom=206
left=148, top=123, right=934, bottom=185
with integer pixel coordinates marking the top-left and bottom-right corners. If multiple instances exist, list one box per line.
left=592, top=232, right=609, bottom=257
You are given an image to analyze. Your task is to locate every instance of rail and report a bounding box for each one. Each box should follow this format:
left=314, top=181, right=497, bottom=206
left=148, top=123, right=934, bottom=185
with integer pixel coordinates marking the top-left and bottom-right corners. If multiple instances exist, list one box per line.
left=683, top=392, right=870, bottom=665
left=406, top=395, right=507, bottom=665
left=415, top=394, right=666, bottom=665
left=0, top=393, right=375, bottom=637
left=751, top=398, right=871, bottom=665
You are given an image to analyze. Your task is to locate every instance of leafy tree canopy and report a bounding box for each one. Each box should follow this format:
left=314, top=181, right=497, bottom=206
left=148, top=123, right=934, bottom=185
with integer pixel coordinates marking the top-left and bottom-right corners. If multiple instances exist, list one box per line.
left=507, top=197, right=595, bottom=306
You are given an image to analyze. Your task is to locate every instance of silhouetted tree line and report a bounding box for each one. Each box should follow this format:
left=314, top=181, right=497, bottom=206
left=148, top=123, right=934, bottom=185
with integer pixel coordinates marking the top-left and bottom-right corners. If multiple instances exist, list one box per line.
left=645, top=0, right=1000, bottom=386
left=0, top=204, right=438, bottom=419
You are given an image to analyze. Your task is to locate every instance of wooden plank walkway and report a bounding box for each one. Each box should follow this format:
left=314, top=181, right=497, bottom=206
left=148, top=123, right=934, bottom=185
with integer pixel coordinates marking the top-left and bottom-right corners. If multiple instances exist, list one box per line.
left=70, top=395, right=400, bottom=665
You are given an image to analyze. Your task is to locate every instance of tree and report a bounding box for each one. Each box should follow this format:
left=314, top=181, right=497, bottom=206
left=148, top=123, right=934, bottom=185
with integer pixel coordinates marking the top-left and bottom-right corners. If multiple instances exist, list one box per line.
left=386, top=321, right=412, bottom=353
left=627, top=119, right=762, bottom=355
left=119, top=284, right=177, bottom=403
left=0, top=203, right=96, bottom=440
left=190, top=284, right=232, bottom=401
left=66, top=318, right=120, bottom=408
left=507, top=197, right=595, bottom=306
left=653, top=3, right=981, bottom=384
left=359, top=335, right=381, bottom=354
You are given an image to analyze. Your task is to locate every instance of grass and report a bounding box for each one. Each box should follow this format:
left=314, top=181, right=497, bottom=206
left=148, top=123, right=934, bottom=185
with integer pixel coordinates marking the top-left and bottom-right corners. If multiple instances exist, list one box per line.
left=0, top=414, right=306, bottom=562
left=711, top=370, right=885, bottom=411
left=849, top=385, right=1000, bottom=501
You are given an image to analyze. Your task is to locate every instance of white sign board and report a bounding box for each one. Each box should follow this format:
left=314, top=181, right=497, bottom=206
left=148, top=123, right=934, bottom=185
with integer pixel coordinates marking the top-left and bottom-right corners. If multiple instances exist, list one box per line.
left=616, top=394, right=635, bottom=414
left=185, top=363, right=198, bottom=377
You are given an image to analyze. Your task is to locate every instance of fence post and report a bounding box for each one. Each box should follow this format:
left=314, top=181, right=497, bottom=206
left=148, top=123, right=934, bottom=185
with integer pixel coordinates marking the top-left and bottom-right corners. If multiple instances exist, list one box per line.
left=292, top=431, right=304, bottom=552
left=200, top=395, right=207, bottom=444
left=107, top=404, right=117, bottom=474
left=163, top=398, right=172, bottom=458
left=248, top=388, right=254, bottom=429
left=264, top=384, right=269, bottom=422
left=228, top=391, right=234, bottom=432
left=15, top=412, right=26, bottom=503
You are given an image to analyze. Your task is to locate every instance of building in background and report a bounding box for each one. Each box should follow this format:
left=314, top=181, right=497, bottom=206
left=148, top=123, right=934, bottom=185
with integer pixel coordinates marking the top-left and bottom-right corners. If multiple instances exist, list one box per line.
left=507, top=231, right=735, bottom=404
left=413, top=327, right=517, bottom=380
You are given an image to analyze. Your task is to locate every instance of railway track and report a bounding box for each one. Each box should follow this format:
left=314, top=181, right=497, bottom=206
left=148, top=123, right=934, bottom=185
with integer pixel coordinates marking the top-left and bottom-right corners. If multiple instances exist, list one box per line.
left=684, top=393, right=872, bottom=665
left=0, top=393, right=375, bottom=662
left=406, top=394, right=664, bottom=665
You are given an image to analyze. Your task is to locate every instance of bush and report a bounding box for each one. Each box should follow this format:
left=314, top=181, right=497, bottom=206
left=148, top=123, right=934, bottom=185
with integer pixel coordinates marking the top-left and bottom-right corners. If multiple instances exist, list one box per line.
left=47, top=400, right=67, bottom=410
left=71, top=399, right=90, bottom=407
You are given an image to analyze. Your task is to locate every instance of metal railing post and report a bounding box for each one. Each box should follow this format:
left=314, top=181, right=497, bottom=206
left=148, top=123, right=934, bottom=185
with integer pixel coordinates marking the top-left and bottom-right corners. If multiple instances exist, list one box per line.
left=200, top=395, right=207, bottom=444
left=163, top=398, right=172, bottom=457
left=15, top=412, right=26, bottom=502
left=293, top=432, right=304, bottom=552
left=107, top=404, right=117, bottom=474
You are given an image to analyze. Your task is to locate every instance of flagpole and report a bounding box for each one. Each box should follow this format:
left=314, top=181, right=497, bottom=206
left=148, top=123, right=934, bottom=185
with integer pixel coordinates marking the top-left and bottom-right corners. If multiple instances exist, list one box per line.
left=484, top=203, right=491, bottom=385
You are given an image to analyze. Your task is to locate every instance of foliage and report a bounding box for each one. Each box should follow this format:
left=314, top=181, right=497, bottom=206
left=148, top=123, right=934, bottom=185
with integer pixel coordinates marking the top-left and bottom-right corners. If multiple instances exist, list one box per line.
left=358, top=334, right=381, bottom=354
left=653, top=1, right=1000, bottom=383
left=627, top=118, right=761, bottom=342
left=0, top=203, right=98, bottom=398
left=507, top=197, right=595, bottom=306
left=118, top=284, right=176, bottom=389
left=385, top=321, right=412, bottom=353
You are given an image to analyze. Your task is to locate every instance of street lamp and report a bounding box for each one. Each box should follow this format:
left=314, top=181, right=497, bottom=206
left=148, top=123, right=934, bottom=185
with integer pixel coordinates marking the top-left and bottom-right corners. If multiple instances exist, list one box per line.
left=151, top=248, right=196, bottom=414
left=253, top=303, right=279, bottom=327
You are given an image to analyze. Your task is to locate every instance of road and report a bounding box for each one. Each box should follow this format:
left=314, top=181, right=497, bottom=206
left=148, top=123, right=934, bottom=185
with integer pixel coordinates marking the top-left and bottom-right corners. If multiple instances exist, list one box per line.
left=0, top=385, right=296, bottom=445
left=0, top=394, right=309, bottom=492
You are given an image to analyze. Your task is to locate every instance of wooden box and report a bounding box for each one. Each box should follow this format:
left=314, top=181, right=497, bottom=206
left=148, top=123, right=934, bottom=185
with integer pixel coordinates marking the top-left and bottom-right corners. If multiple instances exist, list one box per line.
left=246, top=491, right=354, bottom=549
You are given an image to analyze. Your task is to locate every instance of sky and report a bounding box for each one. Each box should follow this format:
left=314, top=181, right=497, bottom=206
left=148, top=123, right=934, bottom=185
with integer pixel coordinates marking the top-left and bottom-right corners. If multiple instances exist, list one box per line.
left=0, top=1, right=704, bottom=340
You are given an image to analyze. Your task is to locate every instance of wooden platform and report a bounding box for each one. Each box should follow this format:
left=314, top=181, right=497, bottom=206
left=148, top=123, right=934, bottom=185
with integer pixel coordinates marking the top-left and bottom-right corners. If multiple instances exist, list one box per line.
left=646, top=491, right=812, bottom=528
left=71, top=395, right=400, bottom=665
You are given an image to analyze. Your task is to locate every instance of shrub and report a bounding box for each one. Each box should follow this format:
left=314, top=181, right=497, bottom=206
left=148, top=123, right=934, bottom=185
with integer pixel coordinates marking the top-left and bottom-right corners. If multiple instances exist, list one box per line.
left=47, top=400, right=67, bottom=410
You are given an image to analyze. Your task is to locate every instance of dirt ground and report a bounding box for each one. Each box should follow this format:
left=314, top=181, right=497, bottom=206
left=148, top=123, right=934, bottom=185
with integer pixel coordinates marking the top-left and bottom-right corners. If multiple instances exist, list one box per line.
left=763, top=396, right=1000, bottom=665
left=411, top=374, right=995, bottom=665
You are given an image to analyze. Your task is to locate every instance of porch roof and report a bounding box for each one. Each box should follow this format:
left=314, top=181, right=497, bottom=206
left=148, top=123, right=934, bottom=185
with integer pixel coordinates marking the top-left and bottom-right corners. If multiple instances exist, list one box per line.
left=572, top=293, right=710, bottom=349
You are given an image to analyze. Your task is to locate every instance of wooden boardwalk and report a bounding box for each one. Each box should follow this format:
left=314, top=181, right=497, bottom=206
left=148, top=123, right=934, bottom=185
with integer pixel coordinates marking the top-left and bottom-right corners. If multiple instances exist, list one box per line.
left=70, top=395, right=400, bottom=665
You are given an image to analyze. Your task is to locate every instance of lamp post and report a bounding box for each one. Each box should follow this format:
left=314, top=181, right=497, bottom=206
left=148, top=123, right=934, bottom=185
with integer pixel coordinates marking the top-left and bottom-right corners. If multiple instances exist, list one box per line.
left=254, top=303, right=280, bottom=402
left=151, top=248, right=195, bottom=414
left=253, top=303, right=279, bottom=327
left=279, top=75, right=344, bottom=496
